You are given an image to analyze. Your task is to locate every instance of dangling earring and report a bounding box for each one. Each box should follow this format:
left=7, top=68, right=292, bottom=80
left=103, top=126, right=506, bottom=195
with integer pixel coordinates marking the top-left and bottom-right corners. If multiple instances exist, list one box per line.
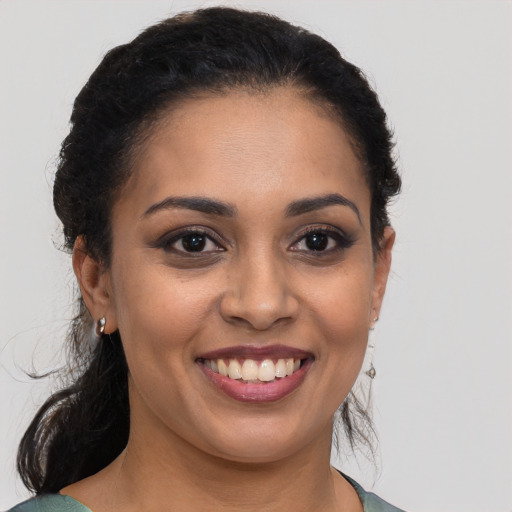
left=365, top=362, right=376, bottom=380
left=365, top=317, right=378, bottom=379
left=96, top=316, right=106, bottom=337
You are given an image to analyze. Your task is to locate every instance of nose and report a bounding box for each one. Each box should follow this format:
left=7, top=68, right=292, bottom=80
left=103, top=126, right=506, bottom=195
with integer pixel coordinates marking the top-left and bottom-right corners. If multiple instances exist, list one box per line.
left=219, top=252, right=299, bottom=331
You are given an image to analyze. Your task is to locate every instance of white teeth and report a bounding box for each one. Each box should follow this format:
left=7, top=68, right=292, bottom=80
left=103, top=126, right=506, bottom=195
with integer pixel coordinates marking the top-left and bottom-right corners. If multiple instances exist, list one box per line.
left=258, top=359, right=276, bottom=382
left=241, top=359, right=259, bottom=380
left=228, top=359, right=242, bottom=379
left=218, top=359, right=228, bottom=377
left=275, top=359, right=287, bottom=378
left=204, top=357, right=304, bottom=382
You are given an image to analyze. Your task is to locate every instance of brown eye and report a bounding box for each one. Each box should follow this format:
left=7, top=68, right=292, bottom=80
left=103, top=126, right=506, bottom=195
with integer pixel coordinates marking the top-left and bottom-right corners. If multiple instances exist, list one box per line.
left=160, top=228, right=225, bottom=255
left=181, top=233, right=207, bottom=252
left=304, top=232, right=329, bottom=251
left=290, top=227, right=355, bottom=255
left=172, top=232, right=222, bottom=253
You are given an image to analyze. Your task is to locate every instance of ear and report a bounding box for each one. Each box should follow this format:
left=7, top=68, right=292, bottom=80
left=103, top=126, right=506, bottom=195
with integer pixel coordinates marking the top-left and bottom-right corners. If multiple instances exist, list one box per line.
left=73, top=236, right=117, bottom=334
left=370, top=226, right=395, bottom=326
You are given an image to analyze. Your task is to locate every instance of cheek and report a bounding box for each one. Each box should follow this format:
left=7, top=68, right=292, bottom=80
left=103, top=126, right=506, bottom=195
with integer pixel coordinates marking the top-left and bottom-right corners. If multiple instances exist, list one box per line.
left=308, top=263, right=373, bottom=333
left=111, top=259, right=217, bottom=366
left=306, top=266, right=373, bottom=379
left=110, top=263, right=220, bottom=426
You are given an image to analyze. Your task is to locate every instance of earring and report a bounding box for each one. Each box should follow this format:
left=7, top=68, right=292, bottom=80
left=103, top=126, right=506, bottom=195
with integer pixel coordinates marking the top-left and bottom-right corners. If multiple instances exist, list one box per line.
left=96, top=316, right=106, bottom=337
left=365, top=363, right=376, bottom=379
left=365, top=317, right=378, bottom=379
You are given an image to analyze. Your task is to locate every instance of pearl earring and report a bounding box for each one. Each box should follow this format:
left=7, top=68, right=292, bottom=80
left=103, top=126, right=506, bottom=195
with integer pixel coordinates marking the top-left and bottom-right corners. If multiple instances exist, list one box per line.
left=96, top=316, right=106, bottom=337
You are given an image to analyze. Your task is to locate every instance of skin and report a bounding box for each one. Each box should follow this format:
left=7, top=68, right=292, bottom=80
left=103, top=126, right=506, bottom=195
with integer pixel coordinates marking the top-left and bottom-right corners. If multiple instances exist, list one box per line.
left=67, top=87, right=394, bottom=512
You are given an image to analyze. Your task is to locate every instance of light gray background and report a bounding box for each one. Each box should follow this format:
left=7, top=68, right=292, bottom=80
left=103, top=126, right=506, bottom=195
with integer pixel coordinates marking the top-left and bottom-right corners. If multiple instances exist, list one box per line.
left=1, top=1, right=511, bottom=511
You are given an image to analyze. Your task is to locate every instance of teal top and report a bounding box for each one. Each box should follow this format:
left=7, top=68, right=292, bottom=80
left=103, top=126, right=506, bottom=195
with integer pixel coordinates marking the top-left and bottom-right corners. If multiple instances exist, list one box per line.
left=6, top=475, right=405, bottom=512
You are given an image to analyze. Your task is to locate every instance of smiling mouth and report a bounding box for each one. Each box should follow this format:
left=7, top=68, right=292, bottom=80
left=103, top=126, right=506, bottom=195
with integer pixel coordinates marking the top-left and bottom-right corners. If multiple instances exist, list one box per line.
left=196, top=345, right=313, bottom=402
left=198, top=357, right=304, bottom=383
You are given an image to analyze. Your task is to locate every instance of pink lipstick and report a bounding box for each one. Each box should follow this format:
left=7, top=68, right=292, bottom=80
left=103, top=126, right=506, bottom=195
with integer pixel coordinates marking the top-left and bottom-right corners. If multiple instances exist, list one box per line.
left=196, top=344, right=313, bottom=403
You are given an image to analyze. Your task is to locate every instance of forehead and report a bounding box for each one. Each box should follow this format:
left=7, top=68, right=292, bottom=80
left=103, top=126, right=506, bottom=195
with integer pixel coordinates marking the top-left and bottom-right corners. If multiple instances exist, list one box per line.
left=118, top=87, right=370, bottom=220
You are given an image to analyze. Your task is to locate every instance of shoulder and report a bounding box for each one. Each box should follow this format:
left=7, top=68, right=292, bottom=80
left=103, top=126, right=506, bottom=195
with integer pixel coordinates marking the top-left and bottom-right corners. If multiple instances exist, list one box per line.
left=358, top=489, right=406, bottom=512
left=6, top=495, right=92, bottom=512
left=343, top=473, right=407, bottom=512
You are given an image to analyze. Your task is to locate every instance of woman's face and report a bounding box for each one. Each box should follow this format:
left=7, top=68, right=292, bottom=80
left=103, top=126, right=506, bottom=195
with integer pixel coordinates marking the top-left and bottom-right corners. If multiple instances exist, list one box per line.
left=86, top=88, right=393, bottom=463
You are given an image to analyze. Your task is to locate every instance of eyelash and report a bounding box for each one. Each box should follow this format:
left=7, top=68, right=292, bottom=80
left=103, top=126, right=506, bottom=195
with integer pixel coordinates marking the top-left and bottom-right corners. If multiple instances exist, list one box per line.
left=156, top=225, right=354, bottom=256
left=158, top=227, right=225, bottom=255
left=290, top=226, right=354, bottom=255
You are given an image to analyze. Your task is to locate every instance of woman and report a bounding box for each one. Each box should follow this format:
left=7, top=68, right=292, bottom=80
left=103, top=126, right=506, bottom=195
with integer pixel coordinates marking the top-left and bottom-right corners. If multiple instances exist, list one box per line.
left=9, top=7, right=402, bottom=512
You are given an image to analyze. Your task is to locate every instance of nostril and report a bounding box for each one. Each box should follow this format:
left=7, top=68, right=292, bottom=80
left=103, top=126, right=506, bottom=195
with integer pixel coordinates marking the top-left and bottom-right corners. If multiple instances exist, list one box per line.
left=219, top=287, right=299, bottom=331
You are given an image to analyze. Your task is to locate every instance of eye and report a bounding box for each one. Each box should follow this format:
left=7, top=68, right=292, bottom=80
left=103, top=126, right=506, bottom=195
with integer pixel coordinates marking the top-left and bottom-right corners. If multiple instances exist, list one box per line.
left=302, top=231, right=333, bottom=251
left=290, top=226, right=353, bottom=254
left=161, top=229, right=225, bottom=254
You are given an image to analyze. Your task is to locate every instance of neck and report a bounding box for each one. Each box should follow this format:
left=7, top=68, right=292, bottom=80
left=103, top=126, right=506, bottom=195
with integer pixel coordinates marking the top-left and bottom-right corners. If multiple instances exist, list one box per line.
left=111, top=423, right=339, bottom=512
left=62, top=397, right=362, bottom=512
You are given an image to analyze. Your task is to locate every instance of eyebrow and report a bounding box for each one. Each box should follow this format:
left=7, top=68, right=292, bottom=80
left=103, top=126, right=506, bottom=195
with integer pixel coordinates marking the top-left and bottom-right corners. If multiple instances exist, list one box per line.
left=142, top=196, right=237, bottom=218
left=285, top=193, right=362, bottom=224
left=142, top=193, right=361, bottom=224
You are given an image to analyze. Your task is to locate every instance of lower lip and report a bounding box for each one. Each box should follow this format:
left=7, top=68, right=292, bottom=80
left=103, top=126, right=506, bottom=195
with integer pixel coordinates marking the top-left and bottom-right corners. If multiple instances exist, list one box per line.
left=198, top=359, right=313, bottom=403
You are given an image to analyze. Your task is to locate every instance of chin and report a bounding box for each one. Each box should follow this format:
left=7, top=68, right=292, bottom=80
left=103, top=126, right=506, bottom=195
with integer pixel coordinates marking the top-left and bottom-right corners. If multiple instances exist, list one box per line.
left=209, top=437, right=309, bottom=465
left=190, top=413, right=330, bottom=465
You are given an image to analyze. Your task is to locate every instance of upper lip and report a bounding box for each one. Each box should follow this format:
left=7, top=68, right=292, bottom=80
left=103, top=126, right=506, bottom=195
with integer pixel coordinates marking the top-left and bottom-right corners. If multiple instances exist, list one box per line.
left=197, top=344, right=313, bottom=360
